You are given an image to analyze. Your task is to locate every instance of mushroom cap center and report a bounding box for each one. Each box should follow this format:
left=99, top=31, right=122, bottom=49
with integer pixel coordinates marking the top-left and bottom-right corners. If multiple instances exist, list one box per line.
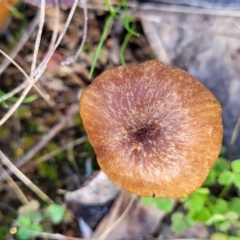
left=128, top=123, right=157, bottom=144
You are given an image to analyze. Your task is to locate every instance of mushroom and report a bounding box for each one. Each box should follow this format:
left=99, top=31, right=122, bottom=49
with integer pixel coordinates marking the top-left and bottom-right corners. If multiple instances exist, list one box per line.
left=79, top=60, right=223, bottom=198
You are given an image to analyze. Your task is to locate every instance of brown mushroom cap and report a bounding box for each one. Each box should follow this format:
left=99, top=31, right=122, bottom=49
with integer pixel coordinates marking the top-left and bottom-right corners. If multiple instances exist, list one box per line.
left=79, top=60, right=223, bottom=198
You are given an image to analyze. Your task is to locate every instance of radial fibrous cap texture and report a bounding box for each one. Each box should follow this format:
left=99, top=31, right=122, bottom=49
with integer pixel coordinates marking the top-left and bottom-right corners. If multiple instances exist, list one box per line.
left=80, top=60, right=223, bottom=198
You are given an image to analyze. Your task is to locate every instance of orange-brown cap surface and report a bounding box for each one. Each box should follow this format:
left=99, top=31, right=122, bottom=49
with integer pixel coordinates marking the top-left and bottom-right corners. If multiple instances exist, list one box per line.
left=79, top=60, right=223, bottom=198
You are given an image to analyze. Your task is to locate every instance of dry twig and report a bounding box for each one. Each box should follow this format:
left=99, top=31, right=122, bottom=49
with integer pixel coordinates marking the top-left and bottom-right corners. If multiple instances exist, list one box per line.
left=0, top=165, right=29, bottom=205
left=47, top=0, right=60, bottom=54
left=0, top=11, right=40, bottom=76
left=33, top=136, right=88, bottom=166
left=0, top=151, right=54, bottom=204
left=97, top=194, right=137, bottom=240
left=62, top=0, right=88, bottom=65
left=230, top=117, right=240, bottom=160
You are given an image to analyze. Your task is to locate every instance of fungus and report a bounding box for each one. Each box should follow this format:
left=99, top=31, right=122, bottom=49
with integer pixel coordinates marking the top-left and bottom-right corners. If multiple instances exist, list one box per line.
left=79, top=60, right=223, bottom=198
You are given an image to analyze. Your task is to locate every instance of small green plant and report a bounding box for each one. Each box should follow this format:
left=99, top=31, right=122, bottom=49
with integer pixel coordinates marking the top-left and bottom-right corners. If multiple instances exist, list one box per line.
left=141, top=157, right=240, bottom=238
left=142, top=197, right=174, bottom=213
left=89, top=0, right=139, bottom=77
left=14, top=200, right=70, bottom=240
left=0, top=90, right=37, bottom=108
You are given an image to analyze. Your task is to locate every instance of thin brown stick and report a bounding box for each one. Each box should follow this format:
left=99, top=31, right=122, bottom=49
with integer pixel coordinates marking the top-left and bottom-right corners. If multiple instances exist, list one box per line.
left=35, top=0, right=79, bottom=80
left=0, top=11, right=40, bottom=76
left=61, top=66, right=86, bottom=87
left=0, top=51, right=37, bottom=125
left=0, top=81, right=27, bottom=103
left=62, top=0, right=88, bottom=65
left=30, top=0, right=46, bottom=78
left=0, top=151, right=54, bottom=204
left=33, top=136, right=88, bottom=166
left=230, top=117, right=240, bottom=160
left=98, top=194, right=137, bottom=240
left=0, top=165, right=29, bottom=205
left=47, top=0, right=60, bottom=54
left=0, top=49, right=53, bottom=107
left=0, top=70, right=41, bottom=126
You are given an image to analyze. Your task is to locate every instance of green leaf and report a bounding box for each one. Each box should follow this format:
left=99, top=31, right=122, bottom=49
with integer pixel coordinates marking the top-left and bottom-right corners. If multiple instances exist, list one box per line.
left=171, top=212, right=191, bottom=233
left=46, top=204, right=65, bottom=224
left=171, top=220, right=189, bottom=234
left=171, top=211, right=183, bottom=222
left=231, top=160, right=240, bottom=172
left=186, top=193, right=204, bottom=211
left=16, top=227, right=33, bottom=240
left=180, top=196, right=188, bottom=203
left=190, top=207, right=211, bottom=222
left=185, top=214, right=195, bottom=227
left=0, top=100, right=8, bottom=108
left=16, top=223, right=42, bottom=240
left=16, top=213, right=43, bottom=239
left=213, top=199, right=228, bottom=214
left=214, top=158, right=228, bottom=173
left=155, top=198, right=174, bottom=213
left=27, top=211, right=43, bottom=223
left=0, top=90, right=37, bottom=104
left=16, top=216, right=31, bottom=227
left=205, top=170, right=217, bottom=185
left=218, top=221, right=231, bottom=232
left=141, top=197, right=154, bottom=205
left=229, top=198, right=240, bottom=215
left=224, top=211, right=239, bottom=221
left=233, top=173, right=240, bottom=188
left=218, top=170, right=233, bottom=186
left=229, top=236, right=240, bottom=240
left=195, top=188, right=210, bottom=195
left=206, top=214, right=225, bottom=226
left=29, top=222, right=42, bottom=236
left=210, top=232, right=229, bottom=240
